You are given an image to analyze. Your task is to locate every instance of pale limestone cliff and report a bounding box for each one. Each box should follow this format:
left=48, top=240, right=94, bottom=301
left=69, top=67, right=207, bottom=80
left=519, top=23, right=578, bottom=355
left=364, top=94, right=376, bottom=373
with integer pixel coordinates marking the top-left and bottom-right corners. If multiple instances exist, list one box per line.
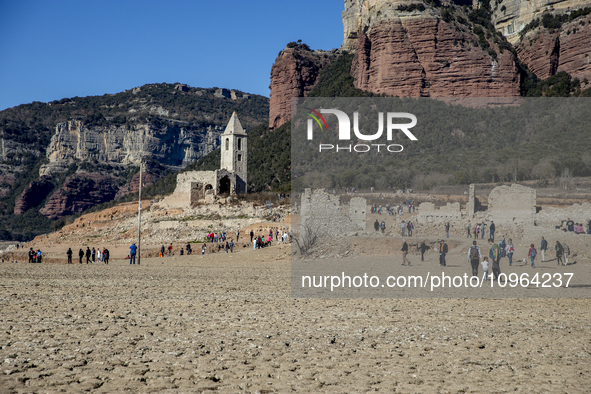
left=40, top=120, right=223, bottom=176
left=492, top=0, right=591, bottom=43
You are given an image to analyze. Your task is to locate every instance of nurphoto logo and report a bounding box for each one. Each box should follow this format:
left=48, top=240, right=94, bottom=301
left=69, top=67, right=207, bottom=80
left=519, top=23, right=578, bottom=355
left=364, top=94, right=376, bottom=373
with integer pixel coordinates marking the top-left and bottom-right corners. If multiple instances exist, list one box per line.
left=305, top=108, right=418, bottom=153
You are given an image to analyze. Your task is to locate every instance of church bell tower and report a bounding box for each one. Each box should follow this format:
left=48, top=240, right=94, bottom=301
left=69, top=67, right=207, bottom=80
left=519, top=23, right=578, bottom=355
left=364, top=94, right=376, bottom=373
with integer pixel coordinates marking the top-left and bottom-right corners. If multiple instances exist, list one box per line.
left=220, top=112, right=247, bottom=193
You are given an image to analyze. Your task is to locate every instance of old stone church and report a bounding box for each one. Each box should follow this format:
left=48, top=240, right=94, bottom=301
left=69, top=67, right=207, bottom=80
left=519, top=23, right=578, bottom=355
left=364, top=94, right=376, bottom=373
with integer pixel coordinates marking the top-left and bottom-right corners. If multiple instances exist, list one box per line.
left=158, top=112, right=247, bottom=208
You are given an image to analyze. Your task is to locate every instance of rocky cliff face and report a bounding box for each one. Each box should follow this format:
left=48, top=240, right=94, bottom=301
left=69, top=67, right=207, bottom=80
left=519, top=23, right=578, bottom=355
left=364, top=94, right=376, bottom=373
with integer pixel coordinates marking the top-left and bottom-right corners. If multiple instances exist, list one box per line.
left=269, top=46, right=338, bottom=130
left=14, top=177, right=54, bottom=215
left=344, top=1, right=520, bottom=97
left=351, top=19, right=520, bottom=97
left=516, top=14, right=591, bottom=80
left=492, top=0, right=591, bottom=43
left=41, top=119, right=223, bottom=176
left=39, top=173, right=119, bottom=220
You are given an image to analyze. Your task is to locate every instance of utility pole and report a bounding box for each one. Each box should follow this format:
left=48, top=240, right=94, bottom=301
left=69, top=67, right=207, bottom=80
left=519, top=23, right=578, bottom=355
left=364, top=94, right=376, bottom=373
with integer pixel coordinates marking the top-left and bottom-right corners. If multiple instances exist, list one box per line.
left=137, top=160, right=142, bottom=265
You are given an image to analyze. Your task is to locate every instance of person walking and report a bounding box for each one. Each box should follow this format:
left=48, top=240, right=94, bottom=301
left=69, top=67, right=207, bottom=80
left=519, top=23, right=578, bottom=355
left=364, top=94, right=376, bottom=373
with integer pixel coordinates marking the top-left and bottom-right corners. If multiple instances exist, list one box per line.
left=67, top=248, right=73, bottom=264
left=400, top=221, right=406, bottom=237
left=160, top=245, right=165, bottom=257
left=528, top=244, right=537, bottom=268
left=85, top=247, right=91, bottom=264
left=28, top=248, right=35, bottom=263
left=481, top=257, right=490, bottom=281
left=420, top=240, right=427, bottom=262
left=91, top=247, right=96, bottom=263
left=168, top=243, right=173, bottom=257
left=555, top=241, right=563, bottom=265
left=489, top=221, right=496, bottom=242
left=401, top=239, right=410, bottom=266
left=97, top=248, right=101, bottom=263
left=466, top=222, right=472, bottom=238
left=468, top=241, right=481, bottom=277
left=540, top=236, right=548, bottom=262
left=374, top=219, right=380, bottom=232
left=445, top=222, right=450, bottom=238
left=78, top=248, right=84, bottom=264
left=380, top=221, right=386, bottom=234
left=480, top=223, right=486, bottom=239
left=489, top=239, right=502, bottom=282
left=250, top=230, right=254, bottom=243
left=129, top=243, right=137, bottom=265
left=236, top=230, right=240, bottom=242
left=563, top=243, right=570, bottom=265
left=439, top=240, right=448, bottom=267
left=103, top=248, right=110, bottom=264
left=506, top=239, right=515, bottom=266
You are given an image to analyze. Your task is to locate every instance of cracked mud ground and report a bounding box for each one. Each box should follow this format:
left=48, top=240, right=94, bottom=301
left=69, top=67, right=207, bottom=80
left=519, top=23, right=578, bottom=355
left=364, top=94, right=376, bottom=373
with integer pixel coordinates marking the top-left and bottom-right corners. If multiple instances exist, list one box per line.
left=1, top=244, right=590, bottom=393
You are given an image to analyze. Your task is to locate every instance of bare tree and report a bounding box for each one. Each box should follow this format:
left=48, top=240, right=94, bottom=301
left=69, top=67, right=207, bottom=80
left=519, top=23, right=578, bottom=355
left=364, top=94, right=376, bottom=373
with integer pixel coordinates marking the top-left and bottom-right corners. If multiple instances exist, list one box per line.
left=293, top=222, right=320, bottom=256
left=532, top=160, right=556, bottom=184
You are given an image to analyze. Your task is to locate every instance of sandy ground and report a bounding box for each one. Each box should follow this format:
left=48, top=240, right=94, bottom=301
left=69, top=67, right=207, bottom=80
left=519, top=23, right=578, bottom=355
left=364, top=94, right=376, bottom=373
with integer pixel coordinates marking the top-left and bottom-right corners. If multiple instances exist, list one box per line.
left=1, top=240, right=591, bottom=393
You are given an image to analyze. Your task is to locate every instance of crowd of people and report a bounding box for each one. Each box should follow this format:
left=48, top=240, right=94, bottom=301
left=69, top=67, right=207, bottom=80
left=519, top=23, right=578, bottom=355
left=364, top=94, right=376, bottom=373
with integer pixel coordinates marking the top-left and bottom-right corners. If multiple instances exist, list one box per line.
left=397, top=219, right=579, bottom=282
left=121, top=228, right=293, bottom=263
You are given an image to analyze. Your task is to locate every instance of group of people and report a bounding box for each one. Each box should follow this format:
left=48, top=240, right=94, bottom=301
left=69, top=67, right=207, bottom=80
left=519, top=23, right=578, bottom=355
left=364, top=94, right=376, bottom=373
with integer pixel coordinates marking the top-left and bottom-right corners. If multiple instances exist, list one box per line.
left=465, top=221, right=495, bottom=241
left=405, top=231, right=573, bottom=282
left=558, top=218, right=591, bottom=234
left=532, top=236, right=571, bottom=267
left=461, top=237, right=516, bottom=281
left=28, top=248, right=42, bottom=263
left=251, top=229, right=290, bottom=249
left=75, top=246, right=110, bottom=264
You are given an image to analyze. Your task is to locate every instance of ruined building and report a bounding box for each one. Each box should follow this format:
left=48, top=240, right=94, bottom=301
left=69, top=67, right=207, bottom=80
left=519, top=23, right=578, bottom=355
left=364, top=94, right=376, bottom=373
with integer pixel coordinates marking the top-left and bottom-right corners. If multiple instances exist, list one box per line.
left=158, top=113, right=247, bottom=208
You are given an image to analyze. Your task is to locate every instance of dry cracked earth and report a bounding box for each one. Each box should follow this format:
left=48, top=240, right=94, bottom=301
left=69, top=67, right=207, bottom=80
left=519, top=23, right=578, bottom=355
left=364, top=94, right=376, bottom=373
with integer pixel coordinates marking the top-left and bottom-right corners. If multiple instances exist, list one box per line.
left=1, top=243, right=590, bottom=393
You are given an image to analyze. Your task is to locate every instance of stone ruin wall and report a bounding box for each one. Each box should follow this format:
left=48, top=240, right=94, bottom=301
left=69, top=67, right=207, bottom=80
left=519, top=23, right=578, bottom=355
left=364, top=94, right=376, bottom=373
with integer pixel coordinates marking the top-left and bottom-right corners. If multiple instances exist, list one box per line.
left=300, top=189, right=366, bottom=237
left=416, top=202, right=462, bottom=225
left=156, top=171, right=218, bottom=209
left=487, top=184, right=536, bottom=225
left=349, top=197, right=367, bottom=230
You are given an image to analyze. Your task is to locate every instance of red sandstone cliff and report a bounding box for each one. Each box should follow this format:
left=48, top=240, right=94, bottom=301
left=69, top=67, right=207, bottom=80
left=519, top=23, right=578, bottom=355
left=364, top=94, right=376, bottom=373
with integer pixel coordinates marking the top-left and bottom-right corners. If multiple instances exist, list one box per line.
left=14, top=177, right=54, bottom=215
left=39, top=173, right=119, bottom=220
left=516, top=14, right=591, bottom=81
left=351, top=19, right=520, bottom=97
left=268, top=46, right=337, bottom=130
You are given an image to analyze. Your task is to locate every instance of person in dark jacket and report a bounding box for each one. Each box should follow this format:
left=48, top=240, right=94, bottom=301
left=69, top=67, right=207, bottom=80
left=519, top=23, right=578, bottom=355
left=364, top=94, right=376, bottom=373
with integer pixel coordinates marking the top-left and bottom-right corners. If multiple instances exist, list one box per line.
left=78, top=248, right=84, bottom=264
left=103, top=248, right=110, bottom=264
left=67, top=248, right=73, bottom=264
left=401, top=239, right=410, bottom=266
left=420, top=241, right=428, bottom=261
left=540, top=236, right=548, bottom=262
left=439, top=240, right=448, bottom=267
left=555, top=241, right=564, bottom=265
left=85, top=247, right=91, bottom=264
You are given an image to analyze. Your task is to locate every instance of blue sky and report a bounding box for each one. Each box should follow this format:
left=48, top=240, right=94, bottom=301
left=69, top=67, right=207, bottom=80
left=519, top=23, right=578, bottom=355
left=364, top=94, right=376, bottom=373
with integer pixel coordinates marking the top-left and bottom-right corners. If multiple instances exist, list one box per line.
left=0, top=1, right=345, bottom=110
